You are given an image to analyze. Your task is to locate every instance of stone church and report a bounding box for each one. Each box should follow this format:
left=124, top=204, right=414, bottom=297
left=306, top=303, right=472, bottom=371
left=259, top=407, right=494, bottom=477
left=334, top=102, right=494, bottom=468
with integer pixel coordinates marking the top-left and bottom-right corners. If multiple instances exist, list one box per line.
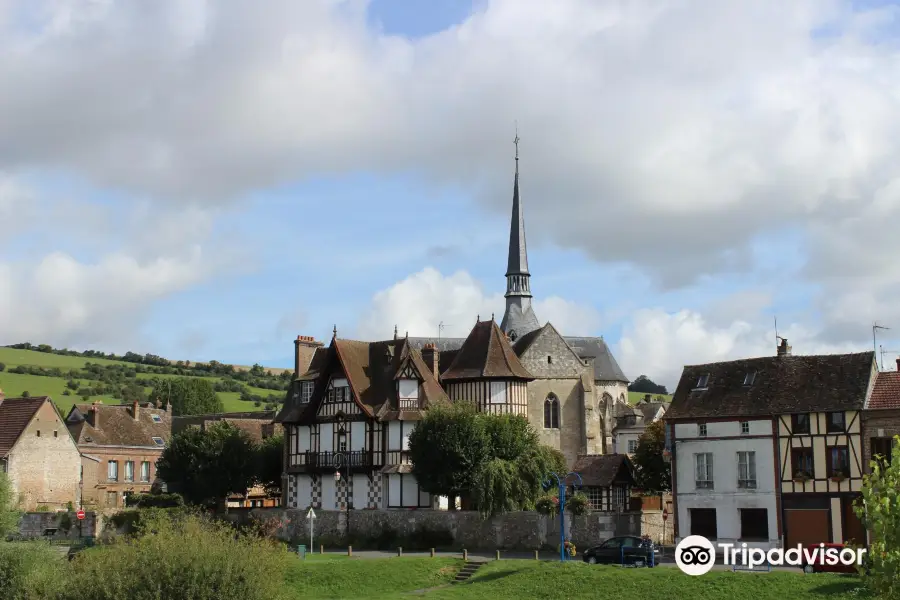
left=276, top=144, right=631, bottom=511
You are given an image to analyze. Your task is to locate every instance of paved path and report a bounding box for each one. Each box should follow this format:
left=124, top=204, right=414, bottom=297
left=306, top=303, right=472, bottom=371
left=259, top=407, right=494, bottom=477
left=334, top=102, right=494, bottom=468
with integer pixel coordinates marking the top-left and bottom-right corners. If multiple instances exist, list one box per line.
left=309, top=549, right=804, bottom=573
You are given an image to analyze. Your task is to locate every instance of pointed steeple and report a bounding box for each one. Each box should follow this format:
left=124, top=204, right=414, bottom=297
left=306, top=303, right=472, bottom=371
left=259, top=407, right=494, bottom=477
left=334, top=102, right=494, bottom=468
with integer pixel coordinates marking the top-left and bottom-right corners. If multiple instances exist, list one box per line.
left=500, top=128, right=541, bottom=341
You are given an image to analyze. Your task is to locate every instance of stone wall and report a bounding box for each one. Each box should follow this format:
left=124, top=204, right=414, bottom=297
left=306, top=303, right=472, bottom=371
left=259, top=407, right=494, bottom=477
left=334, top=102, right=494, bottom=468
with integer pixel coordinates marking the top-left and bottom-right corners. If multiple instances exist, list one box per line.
left=862, top=408, right=900, bottom=470
left=222, top=508, right=641, bottom=551
left=638, top=510, right=674, bottom=545
left=17, top=511, right=100, bottom=540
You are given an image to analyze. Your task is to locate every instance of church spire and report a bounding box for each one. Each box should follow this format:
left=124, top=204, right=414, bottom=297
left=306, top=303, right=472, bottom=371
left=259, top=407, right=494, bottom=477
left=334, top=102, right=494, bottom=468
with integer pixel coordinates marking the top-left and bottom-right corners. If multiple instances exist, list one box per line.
left=500, top=127, right=541, bottom=341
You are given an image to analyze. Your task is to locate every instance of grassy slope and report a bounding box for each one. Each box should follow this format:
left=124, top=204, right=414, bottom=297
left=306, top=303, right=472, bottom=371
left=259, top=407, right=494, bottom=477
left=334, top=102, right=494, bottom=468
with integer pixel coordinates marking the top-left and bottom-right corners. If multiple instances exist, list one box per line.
left=283, top=556, right=462, bottom=599
left=421, top=561, right=867, bottom=600
left=0, top=347, right=282, bottom=413
left=627, top=391, right=672, bottom=405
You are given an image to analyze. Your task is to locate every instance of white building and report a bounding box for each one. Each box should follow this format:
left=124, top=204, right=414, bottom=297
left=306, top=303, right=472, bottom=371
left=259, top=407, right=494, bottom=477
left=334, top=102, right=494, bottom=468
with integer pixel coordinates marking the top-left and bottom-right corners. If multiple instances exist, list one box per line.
left=612, top=398, right=668, bottom=456
left=671, top=417, right=778, bottom=551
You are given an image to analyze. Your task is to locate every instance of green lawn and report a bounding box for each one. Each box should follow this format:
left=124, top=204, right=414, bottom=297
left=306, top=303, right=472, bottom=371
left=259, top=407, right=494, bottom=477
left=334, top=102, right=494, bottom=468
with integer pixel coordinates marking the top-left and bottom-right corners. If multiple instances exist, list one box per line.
left=0, top=347, right=280, bottom=414
left=283, top=556, right=463, bottom=599
left=627, top=391, right=671, bottom=404
left=418, top=561, right=866, bottom=600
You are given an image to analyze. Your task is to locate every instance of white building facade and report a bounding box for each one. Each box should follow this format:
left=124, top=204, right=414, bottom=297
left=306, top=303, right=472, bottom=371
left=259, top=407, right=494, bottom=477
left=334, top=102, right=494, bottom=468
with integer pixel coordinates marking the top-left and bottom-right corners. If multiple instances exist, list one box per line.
left=673, top=418, right=780, bottom=551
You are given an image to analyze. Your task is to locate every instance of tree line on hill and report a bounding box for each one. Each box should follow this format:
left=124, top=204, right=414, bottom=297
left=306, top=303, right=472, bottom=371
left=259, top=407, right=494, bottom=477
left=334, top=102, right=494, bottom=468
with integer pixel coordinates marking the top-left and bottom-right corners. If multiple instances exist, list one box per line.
left=627, top=374, right=669, bottom=396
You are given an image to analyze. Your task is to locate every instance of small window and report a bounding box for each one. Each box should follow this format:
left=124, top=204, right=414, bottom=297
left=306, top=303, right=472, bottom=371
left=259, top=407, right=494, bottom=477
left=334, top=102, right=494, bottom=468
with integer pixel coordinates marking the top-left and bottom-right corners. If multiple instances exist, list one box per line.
left=151, top=414, right=162, bottom=423
left=737, top=451, right=756, bottom=488
left=791, top=447, right=814, bottom=478
left=826, top=412, right=846, bottom=433
left=695, top=452, right=714, bottom=489
left=53, top=430, right=58, bottom=437
left=36, top=430, right=40, bottom=437
left=627, top=439, right=638, bottom=453
left=743, top=372, right=756, bottom=385
left=689, top=508, right=717, bottom=539
left=740, top=421, right=750, bottom=435
left=698, top=423, right=707, bottom=437
left=152, top=437, right=165, bottom=447
left=792, top=413, right=811, bottom=434
left=695, top=374, right=709, bottom=389
left=547, top=355, right=552, bottom=364
left=740, top=508, right=768, bottom=541
left=826, top=446, right=850, bottom=478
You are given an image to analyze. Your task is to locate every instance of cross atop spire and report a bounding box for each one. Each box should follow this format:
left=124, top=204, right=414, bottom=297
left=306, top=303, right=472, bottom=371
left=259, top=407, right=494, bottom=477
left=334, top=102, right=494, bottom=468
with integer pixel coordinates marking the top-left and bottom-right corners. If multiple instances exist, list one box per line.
left=514, top=121, right=519, bottom=163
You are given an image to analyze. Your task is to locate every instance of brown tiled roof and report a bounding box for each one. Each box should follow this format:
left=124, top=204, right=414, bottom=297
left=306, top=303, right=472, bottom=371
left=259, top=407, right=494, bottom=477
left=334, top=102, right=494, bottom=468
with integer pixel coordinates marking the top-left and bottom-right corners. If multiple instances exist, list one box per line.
left=275, top=347, right=332, bottom=423
left=572, top=454, right=634, bottom=487
left=665, top=351, right=875, bottom=420
left=0, top=396, right=49, bottom=457
left=65, top=403, right=172, bottom=448
left=441, top=320, right=533, bottom=381
left=172, top=412, right=280, bottom=443
left=281, top=337, right=450, bottom=424
left=869, top=371, right=900, bottom=409
left=297, top=347, right=329, bottom=381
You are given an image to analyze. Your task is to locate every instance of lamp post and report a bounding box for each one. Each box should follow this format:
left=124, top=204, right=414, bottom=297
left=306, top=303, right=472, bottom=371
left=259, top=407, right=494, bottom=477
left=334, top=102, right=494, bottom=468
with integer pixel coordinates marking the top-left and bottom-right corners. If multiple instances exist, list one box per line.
left=543, top=471, right=583, bottom=562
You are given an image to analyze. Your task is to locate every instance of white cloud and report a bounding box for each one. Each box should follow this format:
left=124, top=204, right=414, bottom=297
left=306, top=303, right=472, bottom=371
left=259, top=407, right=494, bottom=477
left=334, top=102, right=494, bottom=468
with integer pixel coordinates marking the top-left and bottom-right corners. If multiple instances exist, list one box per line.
left=356, top=267, right=601, bottom=340
left=616, top=308, right=871, bottom=391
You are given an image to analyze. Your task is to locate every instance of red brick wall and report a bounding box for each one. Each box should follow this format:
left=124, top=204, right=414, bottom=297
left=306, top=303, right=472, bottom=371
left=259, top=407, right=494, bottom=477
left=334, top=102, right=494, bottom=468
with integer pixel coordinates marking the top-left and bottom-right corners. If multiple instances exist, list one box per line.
left=862, top=408, right=900, bottom=471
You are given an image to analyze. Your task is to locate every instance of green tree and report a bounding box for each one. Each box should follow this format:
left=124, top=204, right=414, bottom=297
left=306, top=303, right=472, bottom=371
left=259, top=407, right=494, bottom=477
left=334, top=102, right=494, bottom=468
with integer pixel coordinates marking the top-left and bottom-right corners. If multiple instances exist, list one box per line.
left=156, top=422, right=256, bottom=508
left=149, top=377, right=223, bottom=416
left=0, top=471, right=20, bottom=537
left=856, top=436, right=900, bottom=597
left=628, top=375, right=668, bottom=395
left=408, top=401, right=490, bottom=509
left=632, top=420, right=671, bottom=493
left=255, top=434, right=284, bottom=498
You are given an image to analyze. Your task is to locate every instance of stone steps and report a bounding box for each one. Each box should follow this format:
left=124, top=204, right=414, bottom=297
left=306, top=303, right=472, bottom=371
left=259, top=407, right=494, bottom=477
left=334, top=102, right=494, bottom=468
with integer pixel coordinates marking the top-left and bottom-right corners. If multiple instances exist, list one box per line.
left=452, top=561, right=485, bottom=584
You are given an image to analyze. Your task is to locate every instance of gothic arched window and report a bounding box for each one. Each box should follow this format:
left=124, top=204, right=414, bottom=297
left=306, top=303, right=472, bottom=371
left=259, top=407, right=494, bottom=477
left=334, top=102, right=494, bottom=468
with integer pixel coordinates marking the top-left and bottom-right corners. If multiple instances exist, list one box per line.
left=544, top=394, right=560, bottom=429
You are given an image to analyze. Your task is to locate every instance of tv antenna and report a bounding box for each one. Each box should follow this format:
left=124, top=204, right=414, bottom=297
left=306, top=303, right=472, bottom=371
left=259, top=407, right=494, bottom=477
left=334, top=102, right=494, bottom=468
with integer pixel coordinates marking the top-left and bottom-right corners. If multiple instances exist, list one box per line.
left=880, top=345, right=900, bottom=372
left=874, top=322, right=890, bottom=368
left=438, top=321, right=447, bottom=341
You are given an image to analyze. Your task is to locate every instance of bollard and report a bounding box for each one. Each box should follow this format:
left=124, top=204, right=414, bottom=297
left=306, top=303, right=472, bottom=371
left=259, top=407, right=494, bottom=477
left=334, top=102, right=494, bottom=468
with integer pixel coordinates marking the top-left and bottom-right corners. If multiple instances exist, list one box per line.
left=496, top=550, right=500, bottom=561
left=430, top=548, right=435, bottom=558
left=463, top=549, right=468, bottom=562
left=398, top=547, right=403, bottom=557
left=534, top=549, right=539, bottom=560
left=348, top=546, right=352, bottom=557
left=320, top=544, right=324, bottom=554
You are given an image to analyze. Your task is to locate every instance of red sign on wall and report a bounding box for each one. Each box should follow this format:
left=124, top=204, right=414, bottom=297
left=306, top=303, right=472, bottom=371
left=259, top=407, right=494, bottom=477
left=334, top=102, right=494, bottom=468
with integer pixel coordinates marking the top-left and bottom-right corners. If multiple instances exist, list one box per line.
left=76, top=509, right=85, bottom=520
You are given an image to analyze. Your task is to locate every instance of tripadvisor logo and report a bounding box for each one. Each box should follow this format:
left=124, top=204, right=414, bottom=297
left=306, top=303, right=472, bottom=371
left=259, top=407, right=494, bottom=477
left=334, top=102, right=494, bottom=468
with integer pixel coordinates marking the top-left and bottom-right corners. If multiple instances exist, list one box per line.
left=675, top=535, right=866, bottom=576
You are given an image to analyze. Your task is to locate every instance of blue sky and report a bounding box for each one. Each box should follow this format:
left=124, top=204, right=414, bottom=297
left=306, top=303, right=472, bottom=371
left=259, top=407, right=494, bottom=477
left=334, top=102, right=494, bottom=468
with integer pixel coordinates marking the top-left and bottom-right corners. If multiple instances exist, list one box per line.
left=3, top=0, right=900, bottom=389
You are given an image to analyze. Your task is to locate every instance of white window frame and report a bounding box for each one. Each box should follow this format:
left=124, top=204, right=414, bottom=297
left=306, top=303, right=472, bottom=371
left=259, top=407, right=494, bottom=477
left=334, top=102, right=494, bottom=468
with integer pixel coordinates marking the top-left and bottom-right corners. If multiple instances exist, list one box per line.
left=124, top=461, right=134, bottom=482
left=140, top=461, right=151, bottom=482
left=737, top=451, right=757, bottom=488
left=740, top=421, right=750, bottom=435
left=489, top=382, right=507, bottom=404
left=300, top=382, right=313, bottom=404
left=627, top=439, right=638, bottom=453
left=107, top=460, right=118, bottom=482
left=695, top=453, right=713, bottom=489
left=698, top=423, right=707, bottom=437
left=398, top=379, right=418, bottom=399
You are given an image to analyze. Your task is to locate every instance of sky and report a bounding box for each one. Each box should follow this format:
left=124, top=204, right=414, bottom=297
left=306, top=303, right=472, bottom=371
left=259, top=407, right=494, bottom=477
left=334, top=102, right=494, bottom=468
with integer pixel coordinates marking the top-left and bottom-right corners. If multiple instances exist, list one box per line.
left=3, top=0, right=900, bottom=391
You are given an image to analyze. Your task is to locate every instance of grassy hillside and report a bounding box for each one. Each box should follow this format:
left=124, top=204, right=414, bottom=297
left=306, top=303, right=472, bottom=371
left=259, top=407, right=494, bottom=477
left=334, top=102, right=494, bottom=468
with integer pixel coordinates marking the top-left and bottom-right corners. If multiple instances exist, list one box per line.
left=0, top=346, right=287, bottom=414
left=627, top=391, right=672, bottom=404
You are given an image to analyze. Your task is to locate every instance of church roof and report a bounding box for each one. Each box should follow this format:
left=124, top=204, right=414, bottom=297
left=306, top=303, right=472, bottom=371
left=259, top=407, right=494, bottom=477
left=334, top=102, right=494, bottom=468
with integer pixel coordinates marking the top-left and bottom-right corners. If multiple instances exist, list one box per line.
left=441, top=320, right=534, bottom=381
left=500, top=302, right=541, bottom=339
left=565, top=337, right=629, bottom=383
left=506, top=144, right=529, bottom=277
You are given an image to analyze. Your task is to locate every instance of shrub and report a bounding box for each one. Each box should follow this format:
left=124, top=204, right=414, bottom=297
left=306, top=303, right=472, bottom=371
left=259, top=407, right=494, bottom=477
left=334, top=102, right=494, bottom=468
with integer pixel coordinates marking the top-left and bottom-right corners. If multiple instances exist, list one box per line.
left=61, top=511, right=290, bottom=600
left=125, top=493, right=185, bottom=509
left=566, top=492, right=589, bottom=516
left=0, top=542, right=66, bottom=600
left=0, top=362, right=5, bottom=372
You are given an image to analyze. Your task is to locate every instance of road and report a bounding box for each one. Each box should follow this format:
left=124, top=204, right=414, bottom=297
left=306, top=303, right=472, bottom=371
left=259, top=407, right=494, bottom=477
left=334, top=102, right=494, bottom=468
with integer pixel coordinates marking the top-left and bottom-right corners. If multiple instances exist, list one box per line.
left=303, top=548, right=804, bottom=572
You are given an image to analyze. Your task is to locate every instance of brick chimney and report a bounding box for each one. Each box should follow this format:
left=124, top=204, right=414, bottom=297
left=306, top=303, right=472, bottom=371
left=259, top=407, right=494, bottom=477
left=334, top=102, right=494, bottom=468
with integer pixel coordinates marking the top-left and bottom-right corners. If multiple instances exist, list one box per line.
left=89, top=401, right=102, bottom=429
left=132, top=400, right=139, bottom=420
left=895, top=357, right=900, bottom=372
left=421, top=343, right=440, bottom=379
left=294, top=335, right=324, bottom=377
left=777, top=338, right=792, bottom=357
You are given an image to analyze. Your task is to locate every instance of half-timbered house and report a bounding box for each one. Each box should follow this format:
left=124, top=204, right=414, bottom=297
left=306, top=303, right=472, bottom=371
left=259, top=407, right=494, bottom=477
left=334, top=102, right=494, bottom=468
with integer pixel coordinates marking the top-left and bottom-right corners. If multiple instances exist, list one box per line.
left=666, top=340, right=875, bottom=551
left=572, top=454, right=635, bottom=512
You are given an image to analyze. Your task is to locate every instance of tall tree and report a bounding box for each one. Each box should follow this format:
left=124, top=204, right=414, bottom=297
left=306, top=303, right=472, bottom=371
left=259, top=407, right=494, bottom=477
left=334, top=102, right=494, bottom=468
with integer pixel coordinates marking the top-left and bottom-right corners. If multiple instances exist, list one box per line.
left=632, top=420, right=671, bottom=493
left=408, top=401, right=490, bottom=508
left=255, top=434, right=284, bottom=498
left=628, top=375, right=668, bottom=395
left=149, top=377, right=223, bottom=416
left=156, top=422, right=256, bottom=508
left=856, top=437, right=900, bottom=596
left=0, top=472, right=20, bottom=537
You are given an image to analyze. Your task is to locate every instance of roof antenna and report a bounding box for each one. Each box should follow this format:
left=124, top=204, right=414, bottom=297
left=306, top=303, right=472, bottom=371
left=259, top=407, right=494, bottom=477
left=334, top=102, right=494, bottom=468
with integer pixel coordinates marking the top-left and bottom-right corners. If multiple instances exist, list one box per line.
left=394, top=325, right=398, bottom=340
left=874, top=322, right=890, bottom=371
left=438, top=321, right=445, bottom=342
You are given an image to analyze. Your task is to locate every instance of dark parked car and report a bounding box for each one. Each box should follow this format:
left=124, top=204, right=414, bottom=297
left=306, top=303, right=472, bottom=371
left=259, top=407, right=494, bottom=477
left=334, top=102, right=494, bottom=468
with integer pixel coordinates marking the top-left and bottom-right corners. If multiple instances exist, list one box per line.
left=802, top=543, right=867, bottom=574
left=582, top=536, right=656, bottom=567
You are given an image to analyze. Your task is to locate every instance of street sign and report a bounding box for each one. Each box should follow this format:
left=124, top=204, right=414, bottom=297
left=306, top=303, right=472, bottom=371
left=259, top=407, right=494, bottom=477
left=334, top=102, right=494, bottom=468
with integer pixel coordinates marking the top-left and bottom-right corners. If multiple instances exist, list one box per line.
left=306, top=507, right=316, bottom=555
left=76, top=509, right=85, bottom=520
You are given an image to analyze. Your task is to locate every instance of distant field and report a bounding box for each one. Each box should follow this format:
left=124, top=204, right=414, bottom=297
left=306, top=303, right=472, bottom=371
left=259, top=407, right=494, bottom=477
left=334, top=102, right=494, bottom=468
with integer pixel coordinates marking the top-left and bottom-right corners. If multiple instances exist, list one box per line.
left=0, top=347, right=284, bottom=413
left=627, top=391, right=671, bottom=404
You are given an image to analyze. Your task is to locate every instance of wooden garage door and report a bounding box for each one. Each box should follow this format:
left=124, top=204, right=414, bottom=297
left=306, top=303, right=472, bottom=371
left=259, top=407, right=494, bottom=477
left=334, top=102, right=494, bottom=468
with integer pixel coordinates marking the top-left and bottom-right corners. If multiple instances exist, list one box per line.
left=843, top=498, right=866, bottom=545
left=785, top=509, right=830, bottom=548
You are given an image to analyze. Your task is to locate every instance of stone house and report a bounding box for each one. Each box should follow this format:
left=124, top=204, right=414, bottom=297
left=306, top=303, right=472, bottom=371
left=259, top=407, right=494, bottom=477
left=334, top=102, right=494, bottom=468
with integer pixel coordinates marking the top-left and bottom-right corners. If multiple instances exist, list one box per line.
left=666, top=341, right=874, bottom=551
left=572, top=454, right=635, bottom=512
left=612, top=398, right=668, bottom=455
left=862, top=359, right=900, bottom=469
left=65, top=400, right=172, bottom=509
left=0, top=392, right=82, bottom=510
left=172, top=411, right=283, bottom=508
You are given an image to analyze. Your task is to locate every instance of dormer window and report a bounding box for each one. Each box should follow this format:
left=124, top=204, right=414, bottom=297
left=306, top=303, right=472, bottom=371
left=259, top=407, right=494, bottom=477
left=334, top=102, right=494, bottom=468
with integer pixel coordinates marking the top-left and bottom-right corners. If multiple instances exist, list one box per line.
left=398, top=379, right=419, bottom=410
left=326, top=378, right=349, bottom=403
left=299, top=381, right=313, bottom=404
left=743, top=372, right=756, bottom=386
left=695, top=374, right=709, bottom=389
